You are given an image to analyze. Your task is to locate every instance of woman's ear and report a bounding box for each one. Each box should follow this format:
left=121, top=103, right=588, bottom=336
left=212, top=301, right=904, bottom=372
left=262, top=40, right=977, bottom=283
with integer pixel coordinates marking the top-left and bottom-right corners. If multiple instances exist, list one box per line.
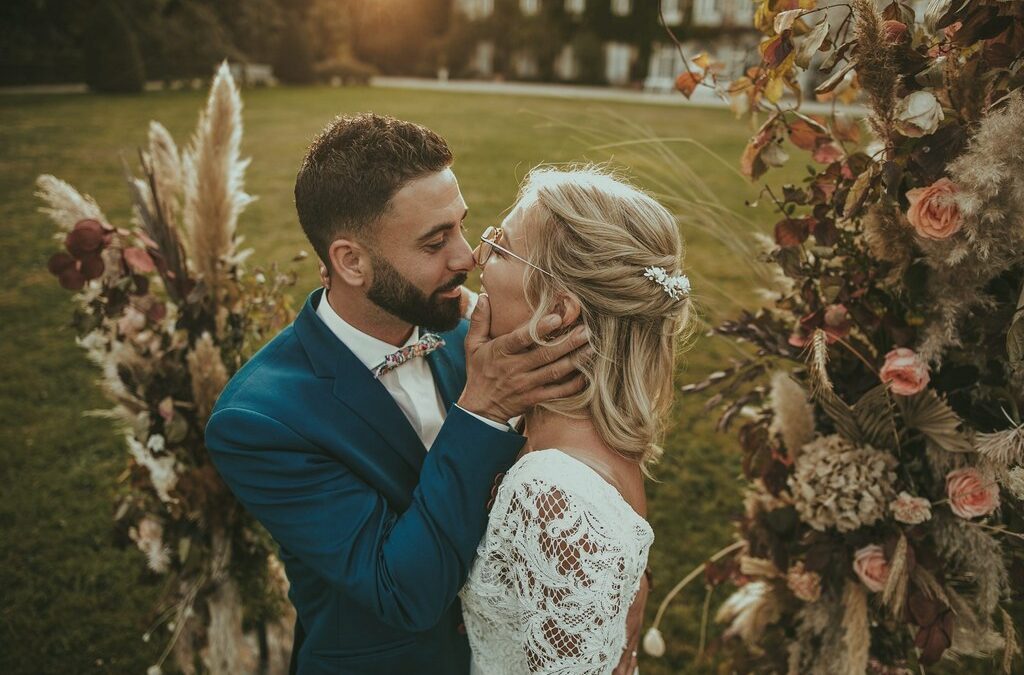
left=328, top=237, right=369, bottom=288
left=551, top=292, right=582, bottom=329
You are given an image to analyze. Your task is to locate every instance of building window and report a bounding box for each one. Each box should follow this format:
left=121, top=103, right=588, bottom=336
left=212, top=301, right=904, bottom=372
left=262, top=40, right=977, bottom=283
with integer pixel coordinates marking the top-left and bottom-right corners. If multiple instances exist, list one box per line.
left=512, top=50, right=539, bottom=78
left=604, top=42, right=634, bottom=85
left=692, top=0, right=723, bottom=27
left=644, top=43, right=685, bottom=91
left=554, top=45, right=579, bottom=80
left=520, top=0, right=540, bottom=16
left=731, top=0, right=754, bottom=25
left=611, top=0, right=632, bottom=17
left=660, top=0, right=683, bottom=25
left=471, top=41, right=495, bottom=76
left=458, top=0, right=494, bottom=20
left=565, top=0, right=585, bottom=14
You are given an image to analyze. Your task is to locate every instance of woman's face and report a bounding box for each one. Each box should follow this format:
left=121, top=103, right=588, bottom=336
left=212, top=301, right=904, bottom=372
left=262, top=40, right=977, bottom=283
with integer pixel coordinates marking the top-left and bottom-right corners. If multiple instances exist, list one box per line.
left=477, top=200, right=537, bottom=338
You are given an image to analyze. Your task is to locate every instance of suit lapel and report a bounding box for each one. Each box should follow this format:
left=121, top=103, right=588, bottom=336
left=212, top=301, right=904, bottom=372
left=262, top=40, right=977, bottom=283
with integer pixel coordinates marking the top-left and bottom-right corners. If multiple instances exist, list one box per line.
left=294, top=289, right=427, bottom=474
left=427, top=345, right=459, bottom=410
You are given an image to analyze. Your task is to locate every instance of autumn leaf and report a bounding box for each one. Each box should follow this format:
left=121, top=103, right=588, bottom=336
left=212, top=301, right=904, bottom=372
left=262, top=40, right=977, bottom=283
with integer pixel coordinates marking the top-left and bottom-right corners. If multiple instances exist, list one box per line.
left=795, top=16, right=830, bottom=69
left=761, top=33, right=795, bottom=69
left=675, top=71, right=702, bottom=98
left=812, top=142, right=844, bottom=164
left=741, top=114, right=786, bottom=180
left=774, top=9, right=805, bottom=34
left=815, top=61, right=856, bottom=96
left=775, top=217, right=811, bottom=247
left=787, top=117, right=827, bottom=150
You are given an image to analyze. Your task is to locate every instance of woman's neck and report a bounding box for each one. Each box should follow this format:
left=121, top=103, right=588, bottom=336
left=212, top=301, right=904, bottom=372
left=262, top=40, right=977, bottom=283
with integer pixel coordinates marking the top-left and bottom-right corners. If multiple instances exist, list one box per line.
left=522, top=407, right=610, bottom=456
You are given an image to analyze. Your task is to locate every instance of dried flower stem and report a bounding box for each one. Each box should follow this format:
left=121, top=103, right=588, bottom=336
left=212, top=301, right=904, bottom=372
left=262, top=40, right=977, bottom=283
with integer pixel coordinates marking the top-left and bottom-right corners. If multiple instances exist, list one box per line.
left=650, top=540, right=746, bottom=631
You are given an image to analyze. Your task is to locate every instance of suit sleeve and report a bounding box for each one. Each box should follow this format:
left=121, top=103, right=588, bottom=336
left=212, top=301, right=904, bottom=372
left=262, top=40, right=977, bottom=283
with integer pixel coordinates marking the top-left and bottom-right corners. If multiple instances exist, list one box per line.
left=205, top=404, right=523, bottom=632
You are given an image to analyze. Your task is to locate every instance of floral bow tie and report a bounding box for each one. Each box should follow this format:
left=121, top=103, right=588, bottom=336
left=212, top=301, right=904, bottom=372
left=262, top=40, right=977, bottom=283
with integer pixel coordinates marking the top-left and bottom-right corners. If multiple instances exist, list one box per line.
left=371, top=333, right=446, bottom=380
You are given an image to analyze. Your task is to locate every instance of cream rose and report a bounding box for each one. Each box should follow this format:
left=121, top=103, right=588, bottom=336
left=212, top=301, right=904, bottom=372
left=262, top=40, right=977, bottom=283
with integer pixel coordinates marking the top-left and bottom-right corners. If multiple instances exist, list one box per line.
left=890, top=491, right=932, bottom=525
left=786, top=562, right=822, bottom=602
left=880, top=347, right=930, bottom=396
left=895, top=90, right=944, bottom=137
left=853, top=544, right=890, bottom=593
left=906, top=177, right=962, bottom=240
left=946, top=467, right=1000, bottom=519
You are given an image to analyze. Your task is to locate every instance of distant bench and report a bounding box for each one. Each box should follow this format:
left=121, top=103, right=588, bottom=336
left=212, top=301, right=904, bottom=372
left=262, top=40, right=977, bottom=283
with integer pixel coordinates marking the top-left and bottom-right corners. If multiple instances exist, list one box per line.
left=228, top=63, right=275, bottom=87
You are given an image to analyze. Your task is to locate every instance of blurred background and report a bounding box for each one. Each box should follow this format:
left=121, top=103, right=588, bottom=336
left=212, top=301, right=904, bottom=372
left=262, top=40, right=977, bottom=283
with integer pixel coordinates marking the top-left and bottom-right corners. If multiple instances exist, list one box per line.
left=2, top=0, right=769, bottom=90
left=0, top=1, right=901, bottom=674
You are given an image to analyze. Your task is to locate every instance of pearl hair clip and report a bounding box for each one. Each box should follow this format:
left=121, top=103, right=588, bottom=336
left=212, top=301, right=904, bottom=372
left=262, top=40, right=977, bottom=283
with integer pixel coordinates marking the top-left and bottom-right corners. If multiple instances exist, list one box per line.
left=643, top=266, right=691, bottom=300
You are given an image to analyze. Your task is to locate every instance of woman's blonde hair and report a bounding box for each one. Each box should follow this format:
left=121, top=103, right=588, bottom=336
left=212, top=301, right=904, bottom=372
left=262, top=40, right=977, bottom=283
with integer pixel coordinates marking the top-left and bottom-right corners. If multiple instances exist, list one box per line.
left=516, top=165, right=695, bottom=474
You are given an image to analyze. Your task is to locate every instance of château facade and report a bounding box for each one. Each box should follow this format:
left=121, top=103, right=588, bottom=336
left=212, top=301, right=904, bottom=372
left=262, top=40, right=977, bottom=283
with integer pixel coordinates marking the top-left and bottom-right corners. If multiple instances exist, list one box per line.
left=448, top=0, right=760, bottom=88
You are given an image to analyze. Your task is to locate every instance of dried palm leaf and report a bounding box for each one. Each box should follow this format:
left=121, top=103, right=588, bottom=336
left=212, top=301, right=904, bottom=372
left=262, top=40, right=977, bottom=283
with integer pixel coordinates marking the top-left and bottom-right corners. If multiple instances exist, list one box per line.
left=896, top=389, right=973, bottom=453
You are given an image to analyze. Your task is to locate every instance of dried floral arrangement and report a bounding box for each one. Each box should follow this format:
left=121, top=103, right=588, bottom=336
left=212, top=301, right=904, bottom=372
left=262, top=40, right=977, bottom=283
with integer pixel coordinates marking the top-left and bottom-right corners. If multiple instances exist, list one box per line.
left=645, top=1, right=1024, bottom=673
left=38, top=64, right=297, bottom=674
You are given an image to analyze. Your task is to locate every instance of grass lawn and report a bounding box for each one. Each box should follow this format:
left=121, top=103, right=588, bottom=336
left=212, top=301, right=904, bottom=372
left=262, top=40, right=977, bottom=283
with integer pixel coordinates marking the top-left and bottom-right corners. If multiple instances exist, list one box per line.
left=1, top=84, right=813, bottom=674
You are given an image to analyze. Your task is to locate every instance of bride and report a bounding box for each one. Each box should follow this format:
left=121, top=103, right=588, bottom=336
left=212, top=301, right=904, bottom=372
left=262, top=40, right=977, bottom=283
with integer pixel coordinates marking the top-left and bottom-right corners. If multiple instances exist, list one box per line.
left=460, top=166, right=693, bottom=674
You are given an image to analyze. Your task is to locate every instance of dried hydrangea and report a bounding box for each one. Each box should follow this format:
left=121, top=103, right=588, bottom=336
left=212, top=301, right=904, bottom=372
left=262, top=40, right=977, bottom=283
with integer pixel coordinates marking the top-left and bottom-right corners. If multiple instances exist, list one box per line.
left=1003, top=466, right=1024, bottom=501
left=788, top=435, right=898, bottom=532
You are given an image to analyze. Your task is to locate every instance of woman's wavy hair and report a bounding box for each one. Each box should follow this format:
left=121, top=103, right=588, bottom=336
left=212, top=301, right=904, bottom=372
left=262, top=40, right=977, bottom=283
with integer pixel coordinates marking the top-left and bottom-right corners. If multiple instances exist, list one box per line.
left=515, top=165, right=697, bottom=475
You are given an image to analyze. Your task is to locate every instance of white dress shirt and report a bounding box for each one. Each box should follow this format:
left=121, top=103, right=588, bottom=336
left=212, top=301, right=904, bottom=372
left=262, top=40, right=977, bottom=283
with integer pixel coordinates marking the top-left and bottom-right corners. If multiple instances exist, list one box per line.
left=316, top=290, right=506, bottom=450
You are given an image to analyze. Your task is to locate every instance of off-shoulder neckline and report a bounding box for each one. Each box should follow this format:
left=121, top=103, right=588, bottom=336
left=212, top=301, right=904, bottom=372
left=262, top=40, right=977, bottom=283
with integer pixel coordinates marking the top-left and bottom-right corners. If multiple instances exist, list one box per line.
left=511, top=448, right=653, bottom=534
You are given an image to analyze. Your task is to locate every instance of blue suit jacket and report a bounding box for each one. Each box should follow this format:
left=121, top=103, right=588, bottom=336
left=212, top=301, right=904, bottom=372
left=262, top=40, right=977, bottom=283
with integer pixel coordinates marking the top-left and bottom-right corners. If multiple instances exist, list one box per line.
left=205, top=288, right=524, bottom=674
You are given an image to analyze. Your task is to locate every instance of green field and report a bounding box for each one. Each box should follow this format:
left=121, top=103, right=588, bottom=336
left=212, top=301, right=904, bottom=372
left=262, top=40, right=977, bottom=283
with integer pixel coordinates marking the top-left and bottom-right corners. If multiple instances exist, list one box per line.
left=1, top=85, right=804, bottom=674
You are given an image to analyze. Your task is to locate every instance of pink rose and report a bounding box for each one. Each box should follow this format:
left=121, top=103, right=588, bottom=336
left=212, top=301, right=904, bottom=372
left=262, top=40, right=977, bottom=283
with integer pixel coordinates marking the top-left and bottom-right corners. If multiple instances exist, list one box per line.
left=946, top=467, right=1000, bottom=519
left=880, top=347, right=930, bottom=396
left=906, top=178, right=961, bottom=240
left=786, top=562, right=822, bottom=602
left=823, top=304, right=852, bottom=342
left=853, top=545, right=890, bottom=593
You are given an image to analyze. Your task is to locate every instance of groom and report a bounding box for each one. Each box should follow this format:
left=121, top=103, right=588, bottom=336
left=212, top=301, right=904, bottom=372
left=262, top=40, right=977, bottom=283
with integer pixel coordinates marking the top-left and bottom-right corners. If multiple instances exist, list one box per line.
left=205, top=114, right=592, bottom=674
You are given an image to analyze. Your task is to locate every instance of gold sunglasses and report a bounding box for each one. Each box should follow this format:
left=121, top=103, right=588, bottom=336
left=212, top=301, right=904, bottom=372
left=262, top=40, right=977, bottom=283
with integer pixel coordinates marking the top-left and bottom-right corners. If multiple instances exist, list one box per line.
left=476, top=226, right=556, bottom=278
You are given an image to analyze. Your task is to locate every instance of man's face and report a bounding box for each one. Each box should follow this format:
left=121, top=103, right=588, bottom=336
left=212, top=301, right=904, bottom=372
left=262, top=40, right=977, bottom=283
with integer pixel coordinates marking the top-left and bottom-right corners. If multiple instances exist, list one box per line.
left=365, top=168, right=474, bottom=332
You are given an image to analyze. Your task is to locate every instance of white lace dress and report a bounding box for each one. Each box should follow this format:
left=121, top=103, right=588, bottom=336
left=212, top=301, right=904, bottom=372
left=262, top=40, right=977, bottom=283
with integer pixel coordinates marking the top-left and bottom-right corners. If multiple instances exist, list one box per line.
left=460, top=449, right=654, bottom=674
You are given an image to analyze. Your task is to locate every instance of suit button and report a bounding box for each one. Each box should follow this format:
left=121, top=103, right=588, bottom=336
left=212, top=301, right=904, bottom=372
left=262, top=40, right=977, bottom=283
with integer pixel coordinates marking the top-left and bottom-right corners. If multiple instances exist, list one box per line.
left=457, top=622, right=467, bottom=635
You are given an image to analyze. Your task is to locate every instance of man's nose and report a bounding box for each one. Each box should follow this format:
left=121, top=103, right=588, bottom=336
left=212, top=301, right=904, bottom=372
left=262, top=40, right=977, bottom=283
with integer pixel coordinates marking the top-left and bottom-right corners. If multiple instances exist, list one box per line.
left=451, top=232, right=476, bottom=272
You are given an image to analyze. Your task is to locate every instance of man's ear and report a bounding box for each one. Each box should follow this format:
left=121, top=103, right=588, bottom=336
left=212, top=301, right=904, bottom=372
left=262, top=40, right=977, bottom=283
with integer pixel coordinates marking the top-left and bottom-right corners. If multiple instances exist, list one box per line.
left=328, top=237, right=370, bottom=288
left=551, top=292, right=582, bottom=329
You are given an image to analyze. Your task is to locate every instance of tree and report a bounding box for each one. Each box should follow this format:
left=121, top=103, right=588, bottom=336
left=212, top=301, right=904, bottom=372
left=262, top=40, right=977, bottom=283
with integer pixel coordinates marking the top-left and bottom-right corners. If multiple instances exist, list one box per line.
left=82, top=1, right=145, bottom=93
left=273, top=11, right=316, bottom=84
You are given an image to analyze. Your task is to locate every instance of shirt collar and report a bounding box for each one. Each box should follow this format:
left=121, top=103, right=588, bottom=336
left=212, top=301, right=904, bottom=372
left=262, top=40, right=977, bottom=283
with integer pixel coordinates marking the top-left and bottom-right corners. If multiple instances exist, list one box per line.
left=315, top=291, right=420, bottom=372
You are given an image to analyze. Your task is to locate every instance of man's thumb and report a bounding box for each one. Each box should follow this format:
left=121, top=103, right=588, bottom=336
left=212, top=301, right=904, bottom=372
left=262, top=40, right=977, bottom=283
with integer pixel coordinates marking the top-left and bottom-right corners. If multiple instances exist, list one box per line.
left=465, top=293, right=490, bottom=348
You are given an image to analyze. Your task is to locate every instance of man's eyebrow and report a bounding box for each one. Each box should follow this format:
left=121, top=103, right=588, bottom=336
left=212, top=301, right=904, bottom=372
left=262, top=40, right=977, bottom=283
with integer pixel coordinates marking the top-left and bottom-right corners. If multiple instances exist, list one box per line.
left=416, top=208, right=469, bottom=243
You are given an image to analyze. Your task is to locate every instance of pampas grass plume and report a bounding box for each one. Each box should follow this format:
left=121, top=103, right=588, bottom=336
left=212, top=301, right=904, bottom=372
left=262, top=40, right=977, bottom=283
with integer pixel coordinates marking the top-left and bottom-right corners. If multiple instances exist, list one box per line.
left=841, top=581, right=870, bottom=675
left=183, top=61, right=253, bottom=300
left=35, top=174, right=107, bottom=232
left=187, top=332, right=229, bottom=423
left=148, top=121, right=183, bottom=235
left=769, top=372, right=815, bottom=461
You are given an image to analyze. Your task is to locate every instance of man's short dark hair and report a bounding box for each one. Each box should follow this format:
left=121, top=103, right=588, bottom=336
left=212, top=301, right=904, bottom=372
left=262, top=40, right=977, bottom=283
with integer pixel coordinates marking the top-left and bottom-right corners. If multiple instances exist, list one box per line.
left=294, top=113, right=454, bottom=264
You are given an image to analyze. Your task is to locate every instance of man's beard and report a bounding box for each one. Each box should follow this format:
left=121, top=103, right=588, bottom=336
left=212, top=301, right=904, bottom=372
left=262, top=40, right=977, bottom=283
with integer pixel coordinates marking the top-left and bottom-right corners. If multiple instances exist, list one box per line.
left=366, top=252, right=465, bottom=332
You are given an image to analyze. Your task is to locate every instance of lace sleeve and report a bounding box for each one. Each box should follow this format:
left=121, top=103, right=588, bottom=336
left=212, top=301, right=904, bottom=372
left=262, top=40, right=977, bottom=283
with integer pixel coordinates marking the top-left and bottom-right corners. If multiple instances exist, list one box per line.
left=503, top=475, right=639, bottom=674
